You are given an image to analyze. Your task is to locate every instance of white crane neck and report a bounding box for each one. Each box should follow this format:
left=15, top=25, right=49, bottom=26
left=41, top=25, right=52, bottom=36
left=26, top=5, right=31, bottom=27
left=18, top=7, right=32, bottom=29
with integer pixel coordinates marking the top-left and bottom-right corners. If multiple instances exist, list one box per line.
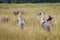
left=18, top=12, right=21, bottom=21
left=40, top=13, right=45, bottom=24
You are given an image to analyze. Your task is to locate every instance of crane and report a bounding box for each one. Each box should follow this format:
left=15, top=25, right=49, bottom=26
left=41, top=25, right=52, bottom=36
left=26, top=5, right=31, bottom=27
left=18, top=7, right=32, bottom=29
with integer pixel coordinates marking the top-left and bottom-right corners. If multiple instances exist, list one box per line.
left=18, top=11, right=25, bottom=30
left=38, top=12, right=50, bottom=32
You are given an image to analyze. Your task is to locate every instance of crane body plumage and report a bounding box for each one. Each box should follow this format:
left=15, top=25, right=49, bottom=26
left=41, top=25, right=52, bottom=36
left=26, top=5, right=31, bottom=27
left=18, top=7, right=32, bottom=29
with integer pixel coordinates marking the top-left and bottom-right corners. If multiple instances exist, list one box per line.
left=39, top=12, right=50, bottom=32
left=18, top=11, right=25, bottom=30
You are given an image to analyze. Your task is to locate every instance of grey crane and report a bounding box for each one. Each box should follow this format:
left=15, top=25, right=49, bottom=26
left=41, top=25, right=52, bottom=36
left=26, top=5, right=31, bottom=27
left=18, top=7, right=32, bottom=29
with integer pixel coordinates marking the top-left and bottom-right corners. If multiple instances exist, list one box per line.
left=18, top=11, right=25, bottom=30
left=38, top=12, right=50, bottom=32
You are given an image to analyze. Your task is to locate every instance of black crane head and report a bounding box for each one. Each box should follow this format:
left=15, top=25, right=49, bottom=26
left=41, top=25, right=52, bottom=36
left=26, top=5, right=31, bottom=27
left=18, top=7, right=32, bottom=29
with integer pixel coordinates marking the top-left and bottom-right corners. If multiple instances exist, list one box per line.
left=38, top=12, right=45, bottom=15
left=13, top=11, right=25, bottom=16
left=38, top=13, right=41, bottom=15
left=49, top=15, right=53, bottom=18
left=13, top=11, right=19, bottom=15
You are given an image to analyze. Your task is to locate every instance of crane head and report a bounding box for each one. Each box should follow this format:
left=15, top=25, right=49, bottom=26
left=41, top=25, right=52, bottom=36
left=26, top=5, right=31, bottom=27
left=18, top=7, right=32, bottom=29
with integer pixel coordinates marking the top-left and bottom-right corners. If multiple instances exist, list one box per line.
left=38, top=12, right=45, bottom=15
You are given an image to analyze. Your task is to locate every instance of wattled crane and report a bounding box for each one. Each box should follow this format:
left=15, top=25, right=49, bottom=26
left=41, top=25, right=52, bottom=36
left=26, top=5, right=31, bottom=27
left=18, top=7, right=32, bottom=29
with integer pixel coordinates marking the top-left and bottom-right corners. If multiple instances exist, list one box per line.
left=17, top=11, right=25, bottom=30
left=38, top=12, right=50, bottom=32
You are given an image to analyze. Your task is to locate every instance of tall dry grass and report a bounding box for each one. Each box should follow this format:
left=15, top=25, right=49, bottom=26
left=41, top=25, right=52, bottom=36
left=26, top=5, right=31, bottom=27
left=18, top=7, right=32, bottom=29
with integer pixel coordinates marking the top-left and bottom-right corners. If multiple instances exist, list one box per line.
left=0, top=3, right=60, bottom=40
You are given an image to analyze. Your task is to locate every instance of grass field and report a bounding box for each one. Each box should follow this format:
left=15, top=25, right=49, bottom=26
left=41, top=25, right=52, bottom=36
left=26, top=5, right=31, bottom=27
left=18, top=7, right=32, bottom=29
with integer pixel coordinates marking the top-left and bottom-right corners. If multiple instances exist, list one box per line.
left=0, top=3, right=60, bottom=40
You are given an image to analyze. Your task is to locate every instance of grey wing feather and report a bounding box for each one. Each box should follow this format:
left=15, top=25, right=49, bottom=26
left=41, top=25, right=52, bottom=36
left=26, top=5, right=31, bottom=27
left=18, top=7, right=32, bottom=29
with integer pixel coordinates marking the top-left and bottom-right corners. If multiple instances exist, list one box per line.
left=42, top=22, right=50, bottom=31
left=20, top=21, right=25, bottom=30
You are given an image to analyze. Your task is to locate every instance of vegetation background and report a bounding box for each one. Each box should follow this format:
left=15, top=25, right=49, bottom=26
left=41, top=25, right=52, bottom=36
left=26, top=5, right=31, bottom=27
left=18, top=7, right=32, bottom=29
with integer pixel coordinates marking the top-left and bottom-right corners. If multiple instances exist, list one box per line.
left=0, top=3, right=60, bottom=40
left=0, top=0, right=60, bottom=3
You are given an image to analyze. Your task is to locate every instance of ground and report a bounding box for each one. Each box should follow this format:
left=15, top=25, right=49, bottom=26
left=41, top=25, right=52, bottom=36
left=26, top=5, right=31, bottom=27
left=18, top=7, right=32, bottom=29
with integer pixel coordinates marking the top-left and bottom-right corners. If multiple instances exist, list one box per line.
left=0, top=3, right=60, bottom=40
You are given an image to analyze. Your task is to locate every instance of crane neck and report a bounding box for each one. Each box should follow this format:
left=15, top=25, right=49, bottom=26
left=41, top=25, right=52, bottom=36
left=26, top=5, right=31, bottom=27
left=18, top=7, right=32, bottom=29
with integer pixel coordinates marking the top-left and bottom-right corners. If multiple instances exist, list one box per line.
left=40, top=13, right=45, bottom=24
left=18, top=12, right=21, bottom=21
